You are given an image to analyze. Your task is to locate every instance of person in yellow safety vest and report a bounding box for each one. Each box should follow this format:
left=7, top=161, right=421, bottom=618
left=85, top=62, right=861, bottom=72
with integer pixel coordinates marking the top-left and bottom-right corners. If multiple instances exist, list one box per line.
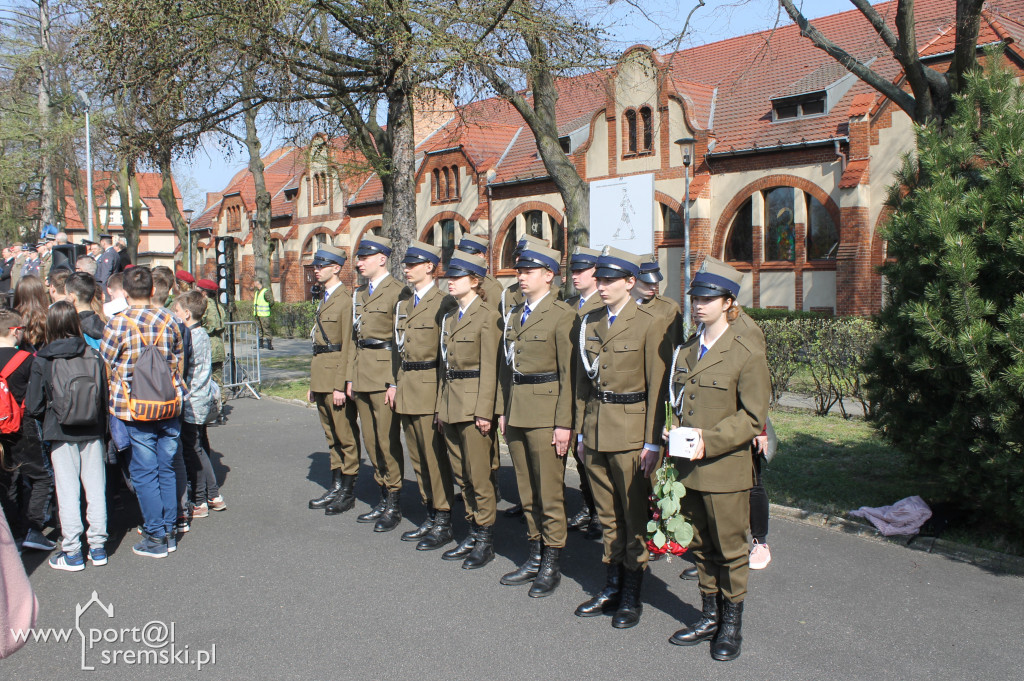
left=253, top=277, right=274, bottom=350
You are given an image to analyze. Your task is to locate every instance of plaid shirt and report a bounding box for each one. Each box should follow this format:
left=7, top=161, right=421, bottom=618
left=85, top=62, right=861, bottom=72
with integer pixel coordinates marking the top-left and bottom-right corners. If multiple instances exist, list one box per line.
left=100, top=304, right=185, bottom=421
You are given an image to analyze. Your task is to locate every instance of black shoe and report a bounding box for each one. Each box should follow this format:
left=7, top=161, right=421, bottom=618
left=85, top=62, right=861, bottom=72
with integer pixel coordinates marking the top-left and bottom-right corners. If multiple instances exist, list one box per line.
left=309, top=469, right=344, bottom=509
left=442, top=526, right=477, bottom=560
left=528, top=546, right=561, bottom=598
left=574, top=564, right=622, bottom=617
left=611, top=568, right=645, bottom=629
left=357, top=486, right=388, bottom=523
left=500, top=540, right=542, bottom=586
left=324, top=475, right=357, bottom=515
left=374, top=490, right=402, bottom=532
left=567, top=505, right=591, bottom=530
left=679, top=565, right=699, bottom=580
left=670, top=592, right=720, bottom=646
left=417, top=510, right=453, bottom=551
left=583, top=513, right=602, bottom=540
left=265, top=340, right=274, bottom=350
left=710, top=600, right=743, bottom=661
left=462, top=525, right=494, bottom=569
left=402, top=509, right=435, bottom=541
left=504, top=504, right=524, bottom=518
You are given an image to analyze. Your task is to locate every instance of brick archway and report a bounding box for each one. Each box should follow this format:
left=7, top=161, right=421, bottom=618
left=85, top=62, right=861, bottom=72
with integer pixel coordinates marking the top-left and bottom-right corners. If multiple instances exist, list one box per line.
left=301, top=226, right=336, bottom=262
left=354, top=219, right=384, bottom=245
left=492, top=201, right=564, bottom=273
left=419, top=211, right=472, bottom=242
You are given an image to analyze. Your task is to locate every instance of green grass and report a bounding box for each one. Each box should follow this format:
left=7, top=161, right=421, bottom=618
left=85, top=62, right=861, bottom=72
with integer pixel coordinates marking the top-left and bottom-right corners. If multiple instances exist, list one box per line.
left=261, top=355, right=313, bottom=372
left=261, top=379, right=311, bottom=401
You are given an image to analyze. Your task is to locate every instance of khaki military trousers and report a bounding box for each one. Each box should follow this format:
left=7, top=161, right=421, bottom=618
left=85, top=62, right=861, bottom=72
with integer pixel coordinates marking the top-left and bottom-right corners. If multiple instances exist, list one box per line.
left=507, top=426, right=567, bottom=548
left=586, top=446, right=650, bottom=571
left=313, top=393, right=360, bottom=475
left=680, top=489, right=750, bottom=603
left=354, top=391, right=403, bottom=491
left=256, top=316, right=272, bottom=344
left=443, top=421, right=496, bottom=526
left=401, top=413, right=453, bottom=512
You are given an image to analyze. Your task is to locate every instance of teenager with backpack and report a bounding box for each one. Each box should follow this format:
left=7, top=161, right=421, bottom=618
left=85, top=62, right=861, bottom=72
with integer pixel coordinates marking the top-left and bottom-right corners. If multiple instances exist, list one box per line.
left=25, top=302, right=108, bottom=571
left=0, top=310, right=39, bottom=550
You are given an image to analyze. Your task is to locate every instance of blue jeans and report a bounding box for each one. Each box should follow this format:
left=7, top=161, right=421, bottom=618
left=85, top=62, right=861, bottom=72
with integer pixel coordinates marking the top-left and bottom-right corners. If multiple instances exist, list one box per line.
left=125, top=419, right=181, bottom=538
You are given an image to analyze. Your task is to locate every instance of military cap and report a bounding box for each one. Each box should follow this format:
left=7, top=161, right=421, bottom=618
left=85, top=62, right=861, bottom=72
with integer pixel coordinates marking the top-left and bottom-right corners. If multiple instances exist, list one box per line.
left=594, top=246, right=641, bottom=279
left=197, top=278, right=217, bottom=292
left=457, top=233, right=489, bottom=255
left=514, top=242, right=561, bottom=274
left=688, top=256, right=742, bottom=298
left=638, top=253, right=663, bottom=284
left=355, top=234, right=392, bottom=257
left=403, top=240, right=442, bottom=265
left=313, top=244, right=347, bottom=268
left=445, top=252, right=487, bottom=279
left=569, top=246, right=601, bottom=272
left=98, top=233, right=113, bottom=242
left=514, top=233, right=547, bottom=257
left=175, top=269, right=195, bottom=284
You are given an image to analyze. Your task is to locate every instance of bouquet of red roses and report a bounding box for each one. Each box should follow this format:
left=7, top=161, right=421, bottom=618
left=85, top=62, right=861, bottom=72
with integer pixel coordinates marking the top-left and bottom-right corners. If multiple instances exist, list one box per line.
left=647, top=404, right=694, bottom=559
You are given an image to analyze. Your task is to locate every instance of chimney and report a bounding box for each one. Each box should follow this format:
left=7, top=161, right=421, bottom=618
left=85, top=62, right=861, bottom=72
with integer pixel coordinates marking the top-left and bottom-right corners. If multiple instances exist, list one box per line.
left=205, top=192, right=223, bottom=211
left=413, top=88, right=456, bottom=145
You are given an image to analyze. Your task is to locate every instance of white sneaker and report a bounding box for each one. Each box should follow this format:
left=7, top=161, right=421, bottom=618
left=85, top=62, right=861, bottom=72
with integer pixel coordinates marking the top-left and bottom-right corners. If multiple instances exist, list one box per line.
left=749, top=540, right=772, bottom=570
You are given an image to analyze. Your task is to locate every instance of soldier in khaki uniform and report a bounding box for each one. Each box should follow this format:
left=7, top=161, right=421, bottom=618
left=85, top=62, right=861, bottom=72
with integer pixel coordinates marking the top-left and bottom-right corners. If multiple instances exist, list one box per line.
left=305, top=246, right=361, bottom=515
left=496, top=243, right=575, bottom=597
left=391, top=241, right=456, bottom=550
left=435, top=252, right=501, bottom=570
left=573, top=247, right=670, bottom=629
left=666, top=259, right=770, bottom=662
left=348, top=235, right=405, bottom=532
left=634, top=254, right=683, bottom=341
left=565, top=246, right=603, bottom=539
left=456, top=234, right=503, bottom=304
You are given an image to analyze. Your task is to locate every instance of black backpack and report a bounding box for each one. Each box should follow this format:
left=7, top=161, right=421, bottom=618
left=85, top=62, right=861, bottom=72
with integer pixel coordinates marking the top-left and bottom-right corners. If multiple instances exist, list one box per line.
left=49, top=349, right=104, bottom=427
left=118, top=316, right=182, bottom=421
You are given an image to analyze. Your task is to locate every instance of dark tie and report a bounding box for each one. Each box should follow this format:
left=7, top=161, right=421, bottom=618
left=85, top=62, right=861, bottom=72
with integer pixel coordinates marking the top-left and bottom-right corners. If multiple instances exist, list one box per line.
left=698, top=343, right=709, bottom=360
left=578, top=298, right=584, bottom=310
left=608, top=314, right=616, bottom=325
left=368, top=283, right=374, bottom=297
left=458, top=310, right=464, bottom=320
left=414, top=294, right=420, bottom=307
left=520, top=304, right=531, bottom=326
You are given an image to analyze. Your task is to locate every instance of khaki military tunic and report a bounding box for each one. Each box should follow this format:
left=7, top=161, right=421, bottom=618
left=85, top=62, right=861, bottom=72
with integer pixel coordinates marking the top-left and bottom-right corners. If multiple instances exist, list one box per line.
left=669, top=322, right=770, bottom=602
left=394, top=284, right=455, bottom=512
left=639, top=294, right=683, bottom=345
left=311, top=284, right=360, bottom=474
left=498, top=293, right=575, bottom=548
left=350, top=275, right=404, bottom=491
left=575, top=302, right=670, bottom=570
left=436, top=297, right=501, bottom=527
left=565, top=292, right=604, bottom=511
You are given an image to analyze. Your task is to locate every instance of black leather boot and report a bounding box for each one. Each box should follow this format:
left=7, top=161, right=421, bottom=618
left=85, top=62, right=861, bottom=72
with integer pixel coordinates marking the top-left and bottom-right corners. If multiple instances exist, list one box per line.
left=670, top=592, right=720, bottom=645
left=574, top=564, right=623, bottom=617
left=583, top=513, right=602, bottom=540
left=611, top=568, right=645, bottom=629
left=500, top=539, right=542, bottom=586
left=417, top=510, right=453, bottom=551
left=309, top=469, right=343, bottom=509
left=528, top=546, right=561, bottom=598
left=442, top=524, right=477, bottom=560
left=357, top=485, right=388, bottom=523
left=462, top=524, right=494, bottom=569
left=567, top=505, right=591, bottom=530
left=373, top=490, right=402, bottom=532
left=679, top=565, right=699, bottom=580
left=402, top=508, right=434, bottom=541
left=324, top=474, right=357, bottom=515
left=710, top=600, right=743, bottom=661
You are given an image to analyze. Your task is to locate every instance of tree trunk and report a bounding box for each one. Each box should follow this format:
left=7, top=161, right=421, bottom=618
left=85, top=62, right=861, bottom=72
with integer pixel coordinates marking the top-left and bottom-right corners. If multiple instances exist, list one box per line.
left=116, top=159, right=141, bottom=263
left=242, top=101, right=272, bottom=293
left=36, top=0, right=55, bottom=231
left=384, top=71, right=416, bottom=280
left=155, top=149, right=187, bottom=266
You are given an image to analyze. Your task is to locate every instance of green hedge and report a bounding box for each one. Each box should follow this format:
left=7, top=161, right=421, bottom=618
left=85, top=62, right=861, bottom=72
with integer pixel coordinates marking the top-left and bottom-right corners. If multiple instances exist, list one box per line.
left=744, top=307, right=833, bottom=322
left=232, top=301, right=319, bottom=339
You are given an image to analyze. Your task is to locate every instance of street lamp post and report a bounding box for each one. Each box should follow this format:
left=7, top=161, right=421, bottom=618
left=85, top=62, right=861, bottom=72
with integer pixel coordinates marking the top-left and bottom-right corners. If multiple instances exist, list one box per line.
left=675, top=136, right=697, bottom=337
left=183, top=209, right=194, bottom=273
left=77, top=90, right=95, bottom=242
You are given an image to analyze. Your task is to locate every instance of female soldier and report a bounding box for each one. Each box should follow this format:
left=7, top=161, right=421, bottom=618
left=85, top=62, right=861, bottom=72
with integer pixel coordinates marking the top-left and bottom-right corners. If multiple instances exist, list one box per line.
left=666, top=259, right=770, bottom=661
left=435, top=252, right=501, bottom=569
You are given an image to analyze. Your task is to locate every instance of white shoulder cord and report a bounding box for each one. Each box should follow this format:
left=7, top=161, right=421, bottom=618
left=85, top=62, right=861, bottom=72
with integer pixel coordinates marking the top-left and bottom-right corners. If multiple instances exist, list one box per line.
left=440, top=313, right=451, bottom=372
left=393, top=300, right=407, bottom=353
left=578, top=313, right=600, bottom=381
left=352, top=291, right=363, bottom=333
left=667, top=345, right=686, bottom=415
left=500, top=288, right=512, bottom=327
left=502, top=314, right=517, bottom=371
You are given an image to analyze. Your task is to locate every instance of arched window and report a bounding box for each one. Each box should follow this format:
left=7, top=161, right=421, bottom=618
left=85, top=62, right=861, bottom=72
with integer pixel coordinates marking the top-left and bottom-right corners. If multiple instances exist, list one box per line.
left=425, top=218, right=463, bottom=269
left=764, top=187, right=796, bottom=262
left=500, top=225, right=519, bottom=270
left=433, top=169, right=441, bottom=201
left=270, top=239, right=281, bottom=279
left=640, top=106, right=653, bottom=152
left=725, top=198, right=754, bottom=263
left=806, top=194, right=838, bottom=260
left=661, top=204, right=684, bottom=240
left=442, top=168, right=450, bottom=201
left=449, top=166, right=459, bottom=199
left=625, top=109, right=638, bottom=154
left=525, top=210, right=544, bottom=240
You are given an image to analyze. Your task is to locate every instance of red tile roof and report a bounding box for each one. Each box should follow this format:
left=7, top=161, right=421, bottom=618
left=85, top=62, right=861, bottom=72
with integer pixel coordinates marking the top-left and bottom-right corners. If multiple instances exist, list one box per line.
left=63, top=171, right=181, bottom=233
left=839, top=159, right=870, bottom=188
left=847, top=93, right=876, bottom=118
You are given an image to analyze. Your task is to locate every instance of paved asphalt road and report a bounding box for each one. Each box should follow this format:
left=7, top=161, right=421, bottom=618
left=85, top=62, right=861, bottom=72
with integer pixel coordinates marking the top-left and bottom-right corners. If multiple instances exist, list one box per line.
left=3, top=398, right=1021, bottom=681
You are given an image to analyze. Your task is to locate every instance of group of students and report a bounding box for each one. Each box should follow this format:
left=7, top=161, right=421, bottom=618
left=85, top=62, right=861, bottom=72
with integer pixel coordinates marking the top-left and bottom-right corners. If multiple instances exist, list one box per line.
left=306, top=231, right=771, bottom=661
left=0, top=262, right=230, bottom=574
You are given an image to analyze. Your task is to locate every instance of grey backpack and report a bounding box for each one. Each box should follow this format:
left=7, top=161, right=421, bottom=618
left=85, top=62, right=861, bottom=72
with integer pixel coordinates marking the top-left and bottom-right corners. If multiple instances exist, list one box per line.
left=50, top=350, right=104, bottom=427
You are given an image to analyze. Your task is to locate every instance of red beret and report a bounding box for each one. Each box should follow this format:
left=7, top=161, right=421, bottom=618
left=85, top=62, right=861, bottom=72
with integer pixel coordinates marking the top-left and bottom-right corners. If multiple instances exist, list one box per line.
left=124, top=264, right=135, bottom=270
left=197, top=278, right=217, bottom=292
left=175, top=269, right=195, bottom=283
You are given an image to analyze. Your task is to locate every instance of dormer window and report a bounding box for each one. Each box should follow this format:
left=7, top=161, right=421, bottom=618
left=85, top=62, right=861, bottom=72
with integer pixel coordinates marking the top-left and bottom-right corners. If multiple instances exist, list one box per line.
left=623, top=106, right=654, bottom=156
left=772, top=94, right=826, bottom=121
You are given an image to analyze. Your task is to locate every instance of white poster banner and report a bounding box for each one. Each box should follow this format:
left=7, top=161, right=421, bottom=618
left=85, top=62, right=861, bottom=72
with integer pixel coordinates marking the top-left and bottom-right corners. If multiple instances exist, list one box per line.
left=589, top=173, right=655, bottom=255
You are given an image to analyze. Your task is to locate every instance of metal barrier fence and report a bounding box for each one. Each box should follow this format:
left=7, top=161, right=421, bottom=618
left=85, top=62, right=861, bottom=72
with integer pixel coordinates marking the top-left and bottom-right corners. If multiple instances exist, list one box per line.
left=223, top=320, right=261, bottom=399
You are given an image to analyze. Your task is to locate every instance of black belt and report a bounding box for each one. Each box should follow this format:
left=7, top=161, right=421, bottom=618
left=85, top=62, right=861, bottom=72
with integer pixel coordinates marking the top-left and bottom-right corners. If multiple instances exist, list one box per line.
left=598, top=390, right=646, bottom=404
left=402, top=360, right=438, bottom=371
left=446, top=369, right=480, bottom=380
left=512, top=372, right=558, bottom=385
left=312, top=343, right=342, bottom=355
left=357, top=338, right=393, bottom=350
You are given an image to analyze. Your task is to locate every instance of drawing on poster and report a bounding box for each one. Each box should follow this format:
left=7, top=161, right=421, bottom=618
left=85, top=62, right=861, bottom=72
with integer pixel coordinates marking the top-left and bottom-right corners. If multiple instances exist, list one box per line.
left=612, top=188, right=636, bottom=240
left=589, top=173, right=654, bottom=254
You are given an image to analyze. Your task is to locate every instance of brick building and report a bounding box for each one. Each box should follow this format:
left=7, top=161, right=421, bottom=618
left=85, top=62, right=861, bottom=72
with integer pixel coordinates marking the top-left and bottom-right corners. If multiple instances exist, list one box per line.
left=191, top=0, right=1024, bottom=315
